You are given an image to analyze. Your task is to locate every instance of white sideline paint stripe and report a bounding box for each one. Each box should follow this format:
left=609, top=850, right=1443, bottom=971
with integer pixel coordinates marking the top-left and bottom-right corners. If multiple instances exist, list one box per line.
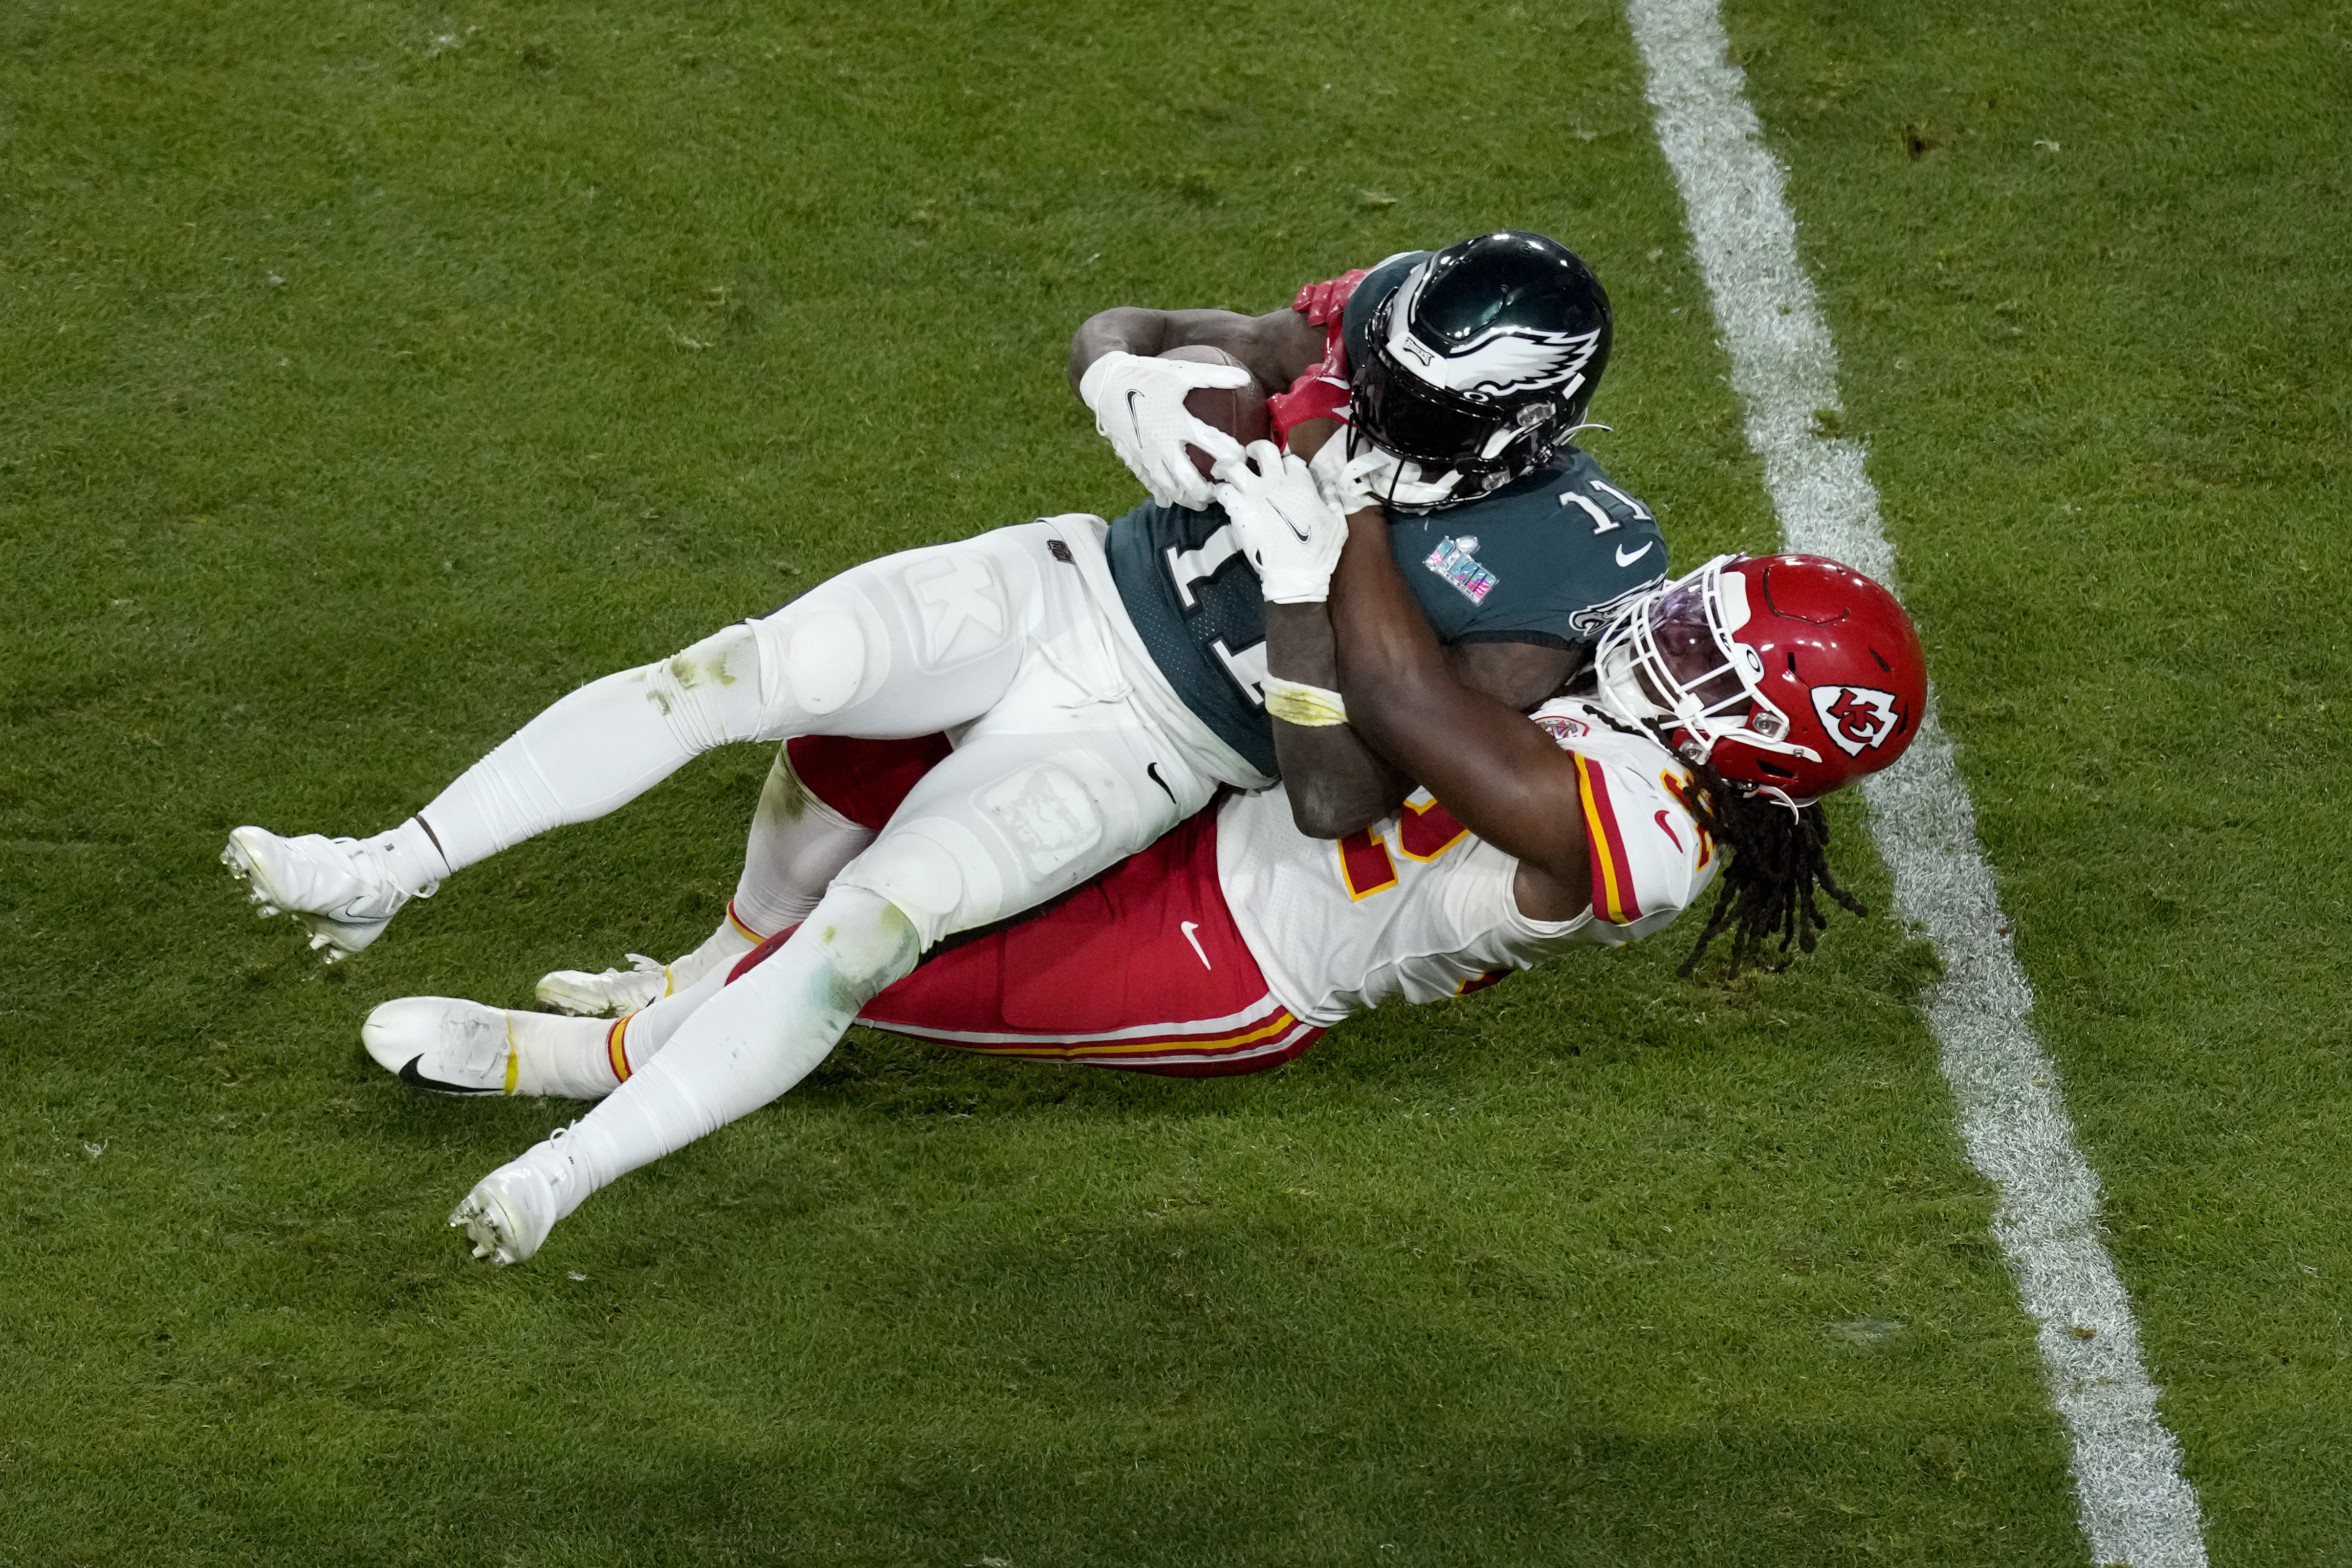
left=1624, top=2, right=2208, bottom=1563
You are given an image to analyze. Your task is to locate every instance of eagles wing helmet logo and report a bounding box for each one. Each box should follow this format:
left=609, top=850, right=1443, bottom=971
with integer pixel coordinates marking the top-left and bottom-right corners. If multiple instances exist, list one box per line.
left=1810, top=685, right=1905, bottom=757
left=1386, top=263, right=1604, bottom=398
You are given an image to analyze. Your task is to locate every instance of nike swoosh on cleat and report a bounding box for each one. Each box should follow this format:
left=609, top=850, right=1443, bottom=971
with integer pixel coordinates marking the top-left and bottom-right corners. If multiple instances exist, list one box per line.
left=399, top=1054, right=499, bottom=1095
left=1615, top=541, right=1655, bottom=568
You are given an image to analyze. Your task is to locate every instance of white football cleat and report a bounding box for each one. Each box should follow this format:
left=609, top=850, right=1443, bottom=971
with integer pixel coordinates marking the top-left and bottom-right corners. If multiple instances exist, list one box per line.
left=450, top=1134, right=579, bottom=1266
left=536, top=953, right=671, bottom=1017
left=364, top=997, right=515, bottom=1095
left=220, top=826, right=417, bottom=962
left=367, top=996, right=621, bottom=1099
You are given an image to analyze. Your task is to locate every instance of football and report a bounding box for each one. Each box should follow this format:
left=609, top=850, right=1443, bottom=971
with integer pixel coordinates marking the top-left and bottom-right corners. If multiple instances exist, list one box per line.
left=1158, top=343, right=1272, bottom=479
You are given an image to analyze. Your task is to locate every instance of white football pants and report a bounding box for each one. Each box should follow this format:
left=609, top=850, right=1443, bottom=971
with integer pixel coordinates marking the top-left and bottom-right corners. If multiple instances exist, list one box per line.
left=421, top=518, right=1257, bottom=1231
left=418, top=516, right=1242, bottom=946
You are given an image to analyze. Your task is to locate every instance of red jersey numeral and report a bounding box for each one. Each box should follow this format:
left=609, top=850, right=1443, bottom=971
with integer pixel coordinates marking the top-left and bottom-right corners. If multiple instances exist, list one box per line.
left=1337, top=828, right=1400, bottom=901
left=1337, top=798, right=1472, bottom=900
left=1395, top=797, right=1468, bottom=861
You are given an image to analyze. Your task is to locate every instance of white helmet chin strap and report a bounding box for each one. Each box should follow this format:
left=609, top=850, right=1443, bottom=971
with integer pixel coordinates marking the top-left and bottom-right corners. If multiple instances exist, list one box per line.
left=1339, top=426, right=1470, bottom=510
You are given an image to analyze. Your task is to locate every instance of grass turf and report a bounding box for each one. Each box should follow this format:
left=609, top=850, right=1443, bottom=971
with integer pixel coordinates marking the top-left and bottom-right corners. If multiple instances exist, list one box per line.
left=1719, top=0, right=2352, bottom=1557
left=2, top=0, right=2334, bottom=1560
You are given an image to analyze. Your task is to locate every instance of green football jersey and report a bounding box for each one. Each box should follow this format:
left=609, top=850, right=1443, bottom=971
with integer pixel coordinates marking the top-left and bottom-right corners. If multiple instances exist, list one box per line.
left=1104, top=447, right=1666, bottom=778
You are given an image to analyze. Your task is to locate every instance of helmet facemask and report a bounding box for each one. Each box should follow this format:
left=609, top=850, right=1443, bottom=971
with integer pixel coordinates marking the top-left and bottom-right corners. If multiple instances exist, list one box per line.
left=1594, top=555, right=1825, bottom=784
left=1333, top=420, right=1508, bottom=514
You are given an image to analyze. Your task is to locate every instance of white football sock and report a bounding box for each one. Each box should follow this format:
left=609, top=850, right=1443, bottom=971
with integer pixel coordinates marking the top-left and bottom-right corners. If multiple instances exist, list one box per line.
left=366, top=818, right=453, bottom=898
left=529, top=886, right=920, bottom=1217
left=506, top=1010, right=634, bottom=1100
left=417, top=624, right=774, bottom=875
left=603, top=965, right=729, bottom=1078
left=658, top=919, right=762, bottom=994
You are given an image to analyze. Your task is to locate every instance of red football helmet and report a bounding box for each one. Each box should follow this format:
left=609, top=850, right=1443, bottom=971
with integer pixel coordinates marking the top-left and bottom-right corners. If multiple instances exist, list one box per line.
left=1594, top=553, right=1926, bottom=803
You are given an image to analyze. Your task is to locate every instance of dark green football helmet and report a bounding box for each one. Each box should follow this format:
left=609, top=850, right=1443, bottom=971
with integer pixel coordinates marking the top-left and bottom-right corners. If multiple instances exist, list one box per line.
left=1353, top=231, right=1613, bottom=507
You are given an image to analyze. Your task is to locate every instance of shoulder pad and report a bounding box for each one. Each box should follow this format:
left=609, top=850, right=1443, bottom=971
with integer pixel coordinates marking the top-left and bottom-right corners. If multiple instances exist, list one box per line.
left=1540, top=721, right=1712, bottom=926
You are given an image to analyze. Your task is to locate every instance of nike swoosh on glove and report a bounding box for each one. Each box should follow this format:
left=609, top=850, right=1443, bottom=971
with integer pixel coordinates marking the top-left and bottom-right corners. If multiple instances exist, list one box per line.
left=1211, top=440, right=1347, bottom=605
left=1078, top=350, right=1251, bottom=510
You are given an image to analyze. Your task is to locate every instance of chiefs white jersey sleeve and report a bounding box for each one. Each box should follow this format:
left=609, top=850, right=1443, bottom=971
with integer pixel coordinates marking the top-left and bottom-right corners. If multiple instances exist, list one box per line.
left=1215, top=698, right=1719, bottom=1025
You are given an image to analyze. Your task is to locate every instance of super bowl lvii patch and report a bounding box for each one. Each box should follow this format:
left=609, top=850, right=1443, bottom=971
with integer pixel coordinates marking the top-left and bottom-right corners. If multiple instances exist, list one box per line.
left=1424, top=536, right=1497, bottom=604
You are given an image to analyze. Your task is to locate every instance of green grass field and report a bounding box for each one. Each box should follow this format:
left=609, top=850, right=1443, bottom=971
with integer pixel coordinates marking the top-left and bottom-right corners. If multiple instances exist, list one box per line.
left=3, top=0, right=2345, bottom=1561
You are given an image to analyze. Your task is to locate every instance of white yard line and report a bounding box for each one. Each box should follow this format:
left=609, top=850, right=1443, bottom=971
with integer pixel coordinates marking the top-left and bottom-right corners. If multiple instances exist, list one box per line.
left=1623, top=2, right=2208, bottom=1563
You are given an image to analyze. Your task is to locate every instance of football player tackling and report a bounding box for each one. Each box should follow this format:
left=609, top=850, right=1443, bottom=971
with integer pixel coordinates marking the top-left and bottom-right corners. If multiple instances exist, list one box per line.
left=532, top=230, right=1672, bottom=1019
left=368, top=454, right=1924, bottom=1268
left=218, top=234, right=1688, bottom=1262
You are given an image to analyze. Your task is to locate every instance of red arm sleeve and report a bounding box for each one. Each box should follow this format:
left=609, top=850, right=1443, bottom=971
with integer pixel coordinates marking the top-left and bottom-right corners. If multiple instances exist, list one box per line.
left=1270, top=267, right=1370, bottom=446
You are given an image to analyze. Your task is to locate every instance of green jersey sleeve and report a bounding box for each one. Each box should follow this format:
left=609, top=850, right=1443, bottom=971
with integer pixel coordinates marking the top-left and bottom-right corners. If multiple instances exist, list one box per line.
left=1383, top=446, right=1668, bottom=648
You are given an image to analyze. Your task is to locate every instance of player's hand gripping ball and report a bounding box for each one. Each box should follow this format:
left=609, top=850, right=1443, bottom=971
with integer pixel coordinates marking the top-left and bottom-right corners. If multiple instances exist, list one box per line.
left=1159, top=345, right=1272, bottom=480
left=1079, top=346, right=1269, bottom=509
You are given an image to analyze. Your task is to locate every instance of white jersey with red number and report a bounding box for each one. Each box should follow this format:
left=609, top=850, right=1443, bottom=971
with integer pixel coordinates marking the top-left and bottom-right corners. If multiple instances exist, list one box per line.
left=1215, top=698, right=1719, bottom=1026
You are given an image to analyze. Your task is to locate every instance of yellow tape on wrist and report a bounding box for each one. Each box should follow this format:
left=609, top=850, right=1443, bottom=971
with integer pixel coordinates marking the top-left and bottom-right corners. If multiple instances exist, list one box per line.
left=1264, top=676, right=1349, bottom=727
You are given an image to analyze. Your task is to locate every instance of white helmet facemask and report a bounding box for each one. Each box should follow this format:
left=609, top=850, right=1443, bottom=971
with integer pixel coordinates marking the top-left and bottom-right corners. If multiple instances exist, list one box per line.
left=1592, top=554, right=1822, bottom=767
left=1330, top=425, right=1478, bottom=510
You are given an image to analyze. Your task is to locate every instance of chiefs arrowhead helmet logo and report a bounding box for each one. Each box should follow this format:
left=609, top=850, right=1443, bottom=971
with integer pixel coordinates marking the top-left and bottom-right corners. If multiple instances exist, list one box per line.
left=1809, top=685, right=1905, bottom=757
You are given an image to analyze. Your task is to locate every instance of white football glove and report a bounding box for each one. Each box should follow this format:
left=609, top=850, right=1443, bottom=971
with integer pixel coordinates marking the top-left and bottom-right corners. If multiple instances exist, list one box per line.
left=1078, top=350, right=1251, bottom=510
left=1308, top=432, right=1468, bottom=516
left=1212, top=440, right=1347, bottom=604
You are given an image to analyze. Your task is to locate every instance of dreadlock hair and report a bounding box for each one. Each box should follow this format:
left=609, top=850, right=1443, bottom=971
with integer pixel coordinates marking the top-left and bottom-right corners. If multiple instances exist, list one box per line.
left=1674, top=755, right=1867, bottom=978
left=1582, top=707, right=1867, bottom=978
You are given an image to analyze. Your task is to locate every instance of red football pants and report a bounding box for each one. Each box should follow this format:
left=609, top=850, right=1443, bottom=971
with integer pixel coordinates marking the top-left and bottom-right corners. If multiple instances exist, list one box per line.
left=732, top=737, right=1323, bottom=1078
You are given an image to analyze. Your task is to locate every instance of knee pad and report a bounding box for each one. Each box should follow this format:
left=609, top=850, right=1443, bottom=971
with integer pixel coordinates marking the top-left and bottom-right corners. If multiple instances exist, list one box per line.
left=780, top=608, right=867, bottom=716
left=802, top=885, right=923, bottom=999
left=637, top=624, right=772, bottom=752
left=742, top=602, right=883, bottom=726
left=835, top=823, right=981, bottom=950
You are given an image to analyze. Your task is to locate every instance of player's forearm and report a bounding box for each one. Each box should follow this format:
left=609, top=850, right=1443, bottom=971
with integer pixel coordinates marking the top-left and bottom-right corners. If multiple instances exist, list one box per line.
left=1264, top=600, right=1341, bottom=690
left=1329, top=511, right=1461, bottom=746
left=1264, top=601, right=1406, bottom=838
left=1331, top=511, right=1583, bottom=871
left=1067, top=308, right=1181, bottom=392
left=1068, top=307, right=1325, bottom=397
